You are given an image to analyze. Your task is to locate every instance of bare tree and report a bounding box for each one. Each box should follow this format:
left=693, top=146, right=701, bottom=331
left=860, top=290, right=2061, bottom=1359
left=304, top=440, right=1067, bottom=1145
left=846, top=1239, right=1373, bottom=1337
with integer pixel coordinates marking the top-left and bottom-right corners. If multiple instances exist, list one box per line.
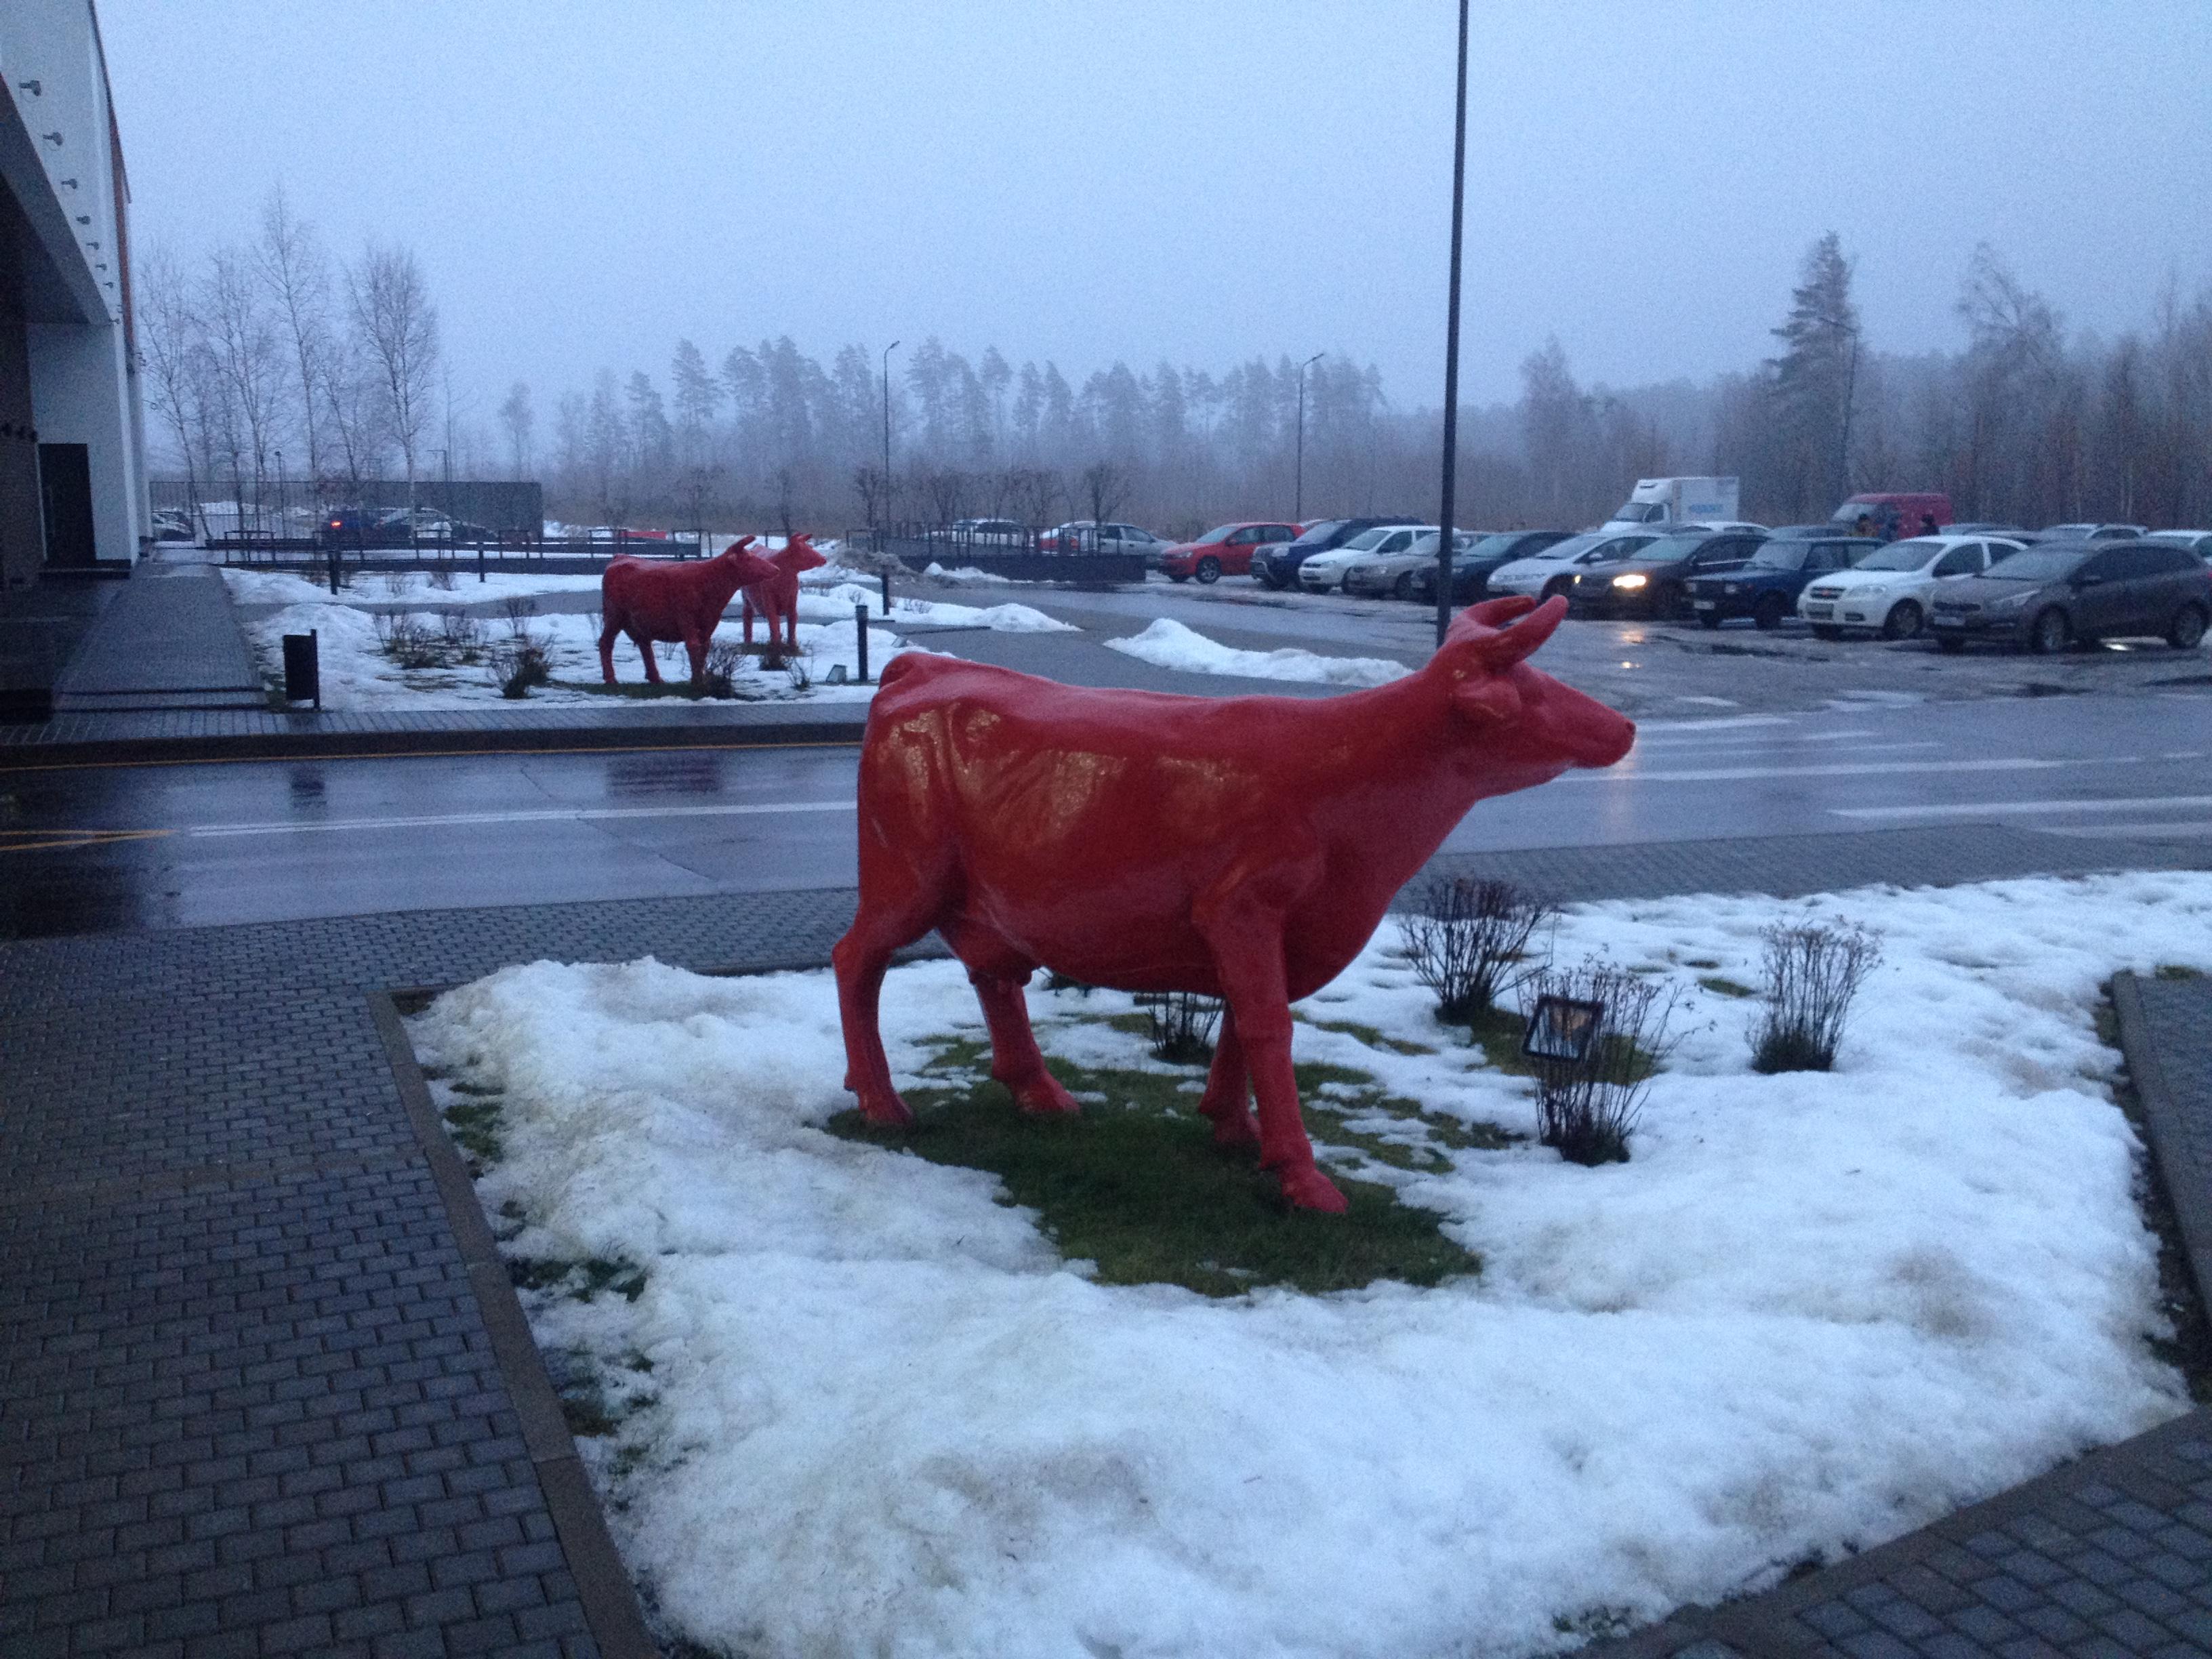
left=499, top=382, right=534, bottom=477
left=1080, top=459, right=1132, bottom=539
left=348, top=245, right=441, bottom=528
left=254, top=187, right=332, bottom=492
left=137, top=246, right=213, bottom=535
left=201, top=247, right=289, bottom=535
left=321, top=329, right=387, bottom=499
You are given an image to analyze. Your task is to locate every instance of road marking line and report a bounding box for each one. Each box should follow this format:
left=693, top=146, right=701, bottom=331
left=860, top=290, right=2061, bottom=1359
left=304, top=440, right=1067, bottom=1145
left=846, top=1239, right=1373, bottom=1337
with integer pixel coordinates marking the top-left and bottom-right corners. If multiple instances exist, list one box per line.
left=0, top=827, right=175, bottom=855
left=1831, top=795, right=2212, bottom=821
left=183, top=800, right=856, bottom=839
left=2038, top=821, right=2212, bottom=839
left=1572, top=758, right=2064, bottom=783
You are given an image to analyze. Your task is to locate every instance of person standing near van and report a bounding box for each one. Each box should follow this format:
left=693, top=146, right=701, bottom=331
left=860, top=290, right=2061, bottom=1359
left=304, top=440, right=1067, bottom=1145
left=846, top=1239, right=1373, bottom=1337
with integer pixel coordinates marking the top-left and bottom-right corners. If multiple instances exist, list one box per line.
left=1919, top=512, right=1940, bottom=537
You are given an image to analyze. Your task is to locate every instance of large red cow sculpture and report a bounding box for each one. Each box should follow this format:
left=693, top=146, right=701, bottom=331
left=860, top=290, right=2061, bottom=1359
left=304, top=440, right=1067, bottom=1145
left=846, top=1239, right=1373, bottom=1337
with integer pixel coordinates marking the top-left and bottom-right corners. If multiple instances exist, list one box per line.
left=598, top=536, right=780, bottom=686
left=833, top=594, right=1636, bottom=1213
left=740, top=534, right=830, bottom=653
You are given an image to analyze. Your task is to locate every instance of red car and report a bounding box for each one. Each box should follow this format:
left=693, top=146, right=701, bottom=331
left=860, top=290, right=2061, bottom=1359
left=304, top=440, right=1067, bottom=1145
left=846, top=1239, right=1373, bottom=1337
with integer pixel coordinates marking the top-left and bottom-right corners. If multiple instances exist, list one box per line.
left=1158, top=521, right=1303, bottom=583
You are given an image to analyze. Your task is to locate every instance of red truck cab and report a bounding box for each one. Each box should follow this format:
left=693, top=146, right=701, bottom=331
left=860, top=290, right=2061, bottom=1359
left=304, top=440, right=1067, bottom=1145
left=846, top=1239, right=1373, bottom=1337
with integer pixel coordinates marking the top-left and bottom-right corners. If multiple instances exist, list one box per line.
left=1830, top=493, right=1952, bottom=541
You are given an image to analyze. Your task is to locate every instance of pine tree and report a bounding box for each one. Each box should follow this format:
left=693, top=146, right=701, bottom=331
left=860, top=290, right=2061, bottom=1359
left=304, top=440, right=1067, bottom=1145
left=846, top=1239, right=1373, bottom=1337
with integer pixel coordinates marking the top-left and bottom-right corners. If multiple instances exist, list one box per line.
left=1765, top=231, right=1861, bottom=516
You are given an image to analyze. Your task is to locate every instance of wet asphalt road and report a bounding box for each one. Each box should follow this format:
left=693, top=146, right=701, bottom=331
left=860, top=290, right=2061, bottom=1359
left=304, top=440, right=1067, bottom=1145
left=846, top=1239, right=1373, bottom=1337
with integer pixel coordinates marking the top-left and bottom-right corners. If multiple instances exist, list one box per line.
left=5, top=687, right=2207, bottom=938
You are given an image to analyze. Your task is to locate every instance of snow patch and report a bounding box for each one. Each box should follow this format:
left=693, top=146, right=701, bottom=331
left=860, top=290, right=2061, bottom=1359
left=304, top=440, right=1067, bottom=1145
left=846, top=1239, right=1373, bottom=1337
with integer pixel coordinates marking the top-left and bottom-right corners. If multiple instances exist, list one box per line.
left=1106, top=617, right=1409, bottom=687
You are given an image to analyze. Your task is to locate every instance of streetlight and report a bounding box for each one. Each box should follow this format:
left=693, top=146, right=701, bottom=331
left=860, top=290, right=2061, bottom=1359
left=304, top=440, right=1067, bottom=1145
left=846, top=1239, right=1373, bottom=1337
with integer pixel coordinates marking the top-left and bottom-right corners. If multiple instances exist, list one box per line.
left=1434, top=0, right=1471, bottom=647
left=1294, top=352, right=1324, bottom=520
left=881, top=340, right=901, bottom=539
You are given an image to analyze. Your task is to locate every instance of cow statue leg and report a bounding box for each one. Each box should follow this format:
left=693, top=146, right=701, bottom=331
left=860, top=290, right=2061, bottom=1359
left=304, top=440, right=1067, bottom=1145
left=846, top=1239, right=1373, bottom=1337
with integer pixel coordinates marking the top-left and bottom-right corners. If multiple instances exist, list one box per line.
left=831, top=857, right=956, bottom=1127
left=598, top=615, right=623, bottom=684
left=1197, top=1008, right=1259, bottom=1148
left=741, top=598, right=756, bottom=647
left=684, top=629, right=709, bottom=684
left=1193, top=881, right=1345, bottom=1213
left=630, top=629, right=665, bottom=684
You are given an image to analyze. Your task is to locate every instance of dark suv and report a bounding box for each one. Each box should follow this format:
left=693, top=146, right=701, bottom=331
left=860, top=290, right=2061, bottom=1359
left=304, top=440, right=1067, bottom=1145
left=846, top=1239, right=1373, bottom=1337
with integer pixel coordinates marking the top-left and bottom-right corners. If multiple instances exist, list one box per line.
left=1254, top=516, right=1418, bottom=590
left=1570, top=530, right=1764, bottom=620
left=1929, top=539, right=2212, bottom=653
left=1685, top=531, right=1877, bottom=630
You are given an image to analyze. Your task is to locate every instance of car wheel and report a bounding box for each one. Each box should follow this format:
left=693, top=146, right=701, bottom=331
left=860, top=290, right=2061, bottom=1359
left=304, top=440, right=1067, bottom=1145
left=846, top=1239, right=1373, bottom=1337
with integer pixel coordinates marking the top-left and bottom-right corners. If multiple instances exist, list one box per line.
left=2169, top=604, right=2208, bottom=650
left=1542, top=577, right=1572, bottom=601
left=1753, top=594, right=1788, bottom=631
left=1393, top=573, right=1418, bottom=600
left=1882, top=600, right=1923, bottom=641
left=1195, top=556, right=1221, bottom=585
left=1811, top=625, right=1844, bottom=642
left=2029, top=607, right=2069, bottom=655
left=1936, top=636, right=1967, bottom=654
left=1696, top=611, right=1722, bottom=630
left=1658, top=583, right=1689, bottom=621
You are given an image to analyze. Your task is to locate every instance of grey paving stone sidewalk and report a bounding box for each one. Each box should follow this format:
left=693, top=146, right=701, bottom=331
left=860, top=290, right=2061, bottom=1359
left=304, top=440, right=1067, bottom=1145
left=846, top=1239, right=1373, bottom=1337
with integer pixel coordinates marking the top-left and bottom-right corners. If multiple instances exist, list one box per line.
left=50, top=565, right=265, bottom=714
left=4, top=850, right=2210, bottom=1658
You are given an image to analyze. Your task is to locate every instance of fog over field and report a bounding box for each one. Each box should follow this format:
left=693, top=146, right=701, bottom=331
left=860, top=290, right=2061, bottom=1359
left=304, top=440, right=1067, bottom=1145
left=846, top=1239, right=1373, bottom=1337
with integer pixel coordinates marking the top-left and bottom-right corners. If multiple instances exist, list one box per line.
left=108, top=1, right=2212, bottom=530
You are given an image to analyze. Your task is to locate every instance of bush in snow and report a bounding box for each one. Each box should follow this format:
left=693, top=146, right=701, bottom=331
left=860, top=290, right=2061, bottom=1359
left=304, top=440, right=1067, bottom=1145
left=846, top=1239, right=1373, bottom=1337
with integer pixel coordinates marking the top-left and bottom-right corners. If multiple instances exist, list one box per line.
left=1750, top=921, right=1883, bottom=1073
left=1136, top=991, right=1220, bottom=1063
left=1401, top=876, right=1557, bottom=1023
left=373, top=612, right=441, bottom=669
left=428, top=567, right=457, bottom=592
left=487, top=635, right=551, bottom=699
left=499, top=594, right=539, bottom=635
left=438, top=609, right=484, bottom=661
left=702, top=638, right=758, bottom=700
left=1524, top=960, right=1680, bottom=1166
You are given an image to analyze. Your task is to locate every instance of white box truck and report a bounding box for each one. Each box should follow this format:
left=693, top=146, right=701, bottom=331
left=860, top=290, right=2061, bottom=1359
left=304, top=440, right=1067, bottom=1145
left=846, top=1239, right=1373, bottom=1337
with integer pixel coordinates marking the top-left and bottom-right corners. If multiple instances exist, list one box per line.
left=1604, top=476, right=1740, bottom=529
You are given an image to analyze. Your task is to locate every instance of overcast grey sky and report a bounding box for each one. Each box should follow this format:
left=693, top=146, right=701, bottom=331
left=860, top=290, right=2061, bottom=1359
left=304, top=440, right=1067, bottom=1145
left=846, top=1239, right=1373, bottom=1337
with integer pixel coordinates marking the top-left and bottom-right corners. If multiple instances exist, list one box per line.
left=101, top=1, right=2211, bottom=419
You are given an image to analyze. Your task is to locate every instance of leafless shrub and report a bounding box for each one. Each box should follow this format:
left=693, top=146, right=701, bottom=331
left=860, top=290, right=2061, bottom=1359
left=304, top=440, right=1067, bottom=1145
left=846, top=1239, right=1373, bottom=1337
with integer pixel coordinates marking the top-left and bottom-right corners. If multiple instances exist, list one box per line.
left=486, top=633, right=551, bottom=699
left=379, top=570, right=409, bottom=598
left=1401, top=876, right=1557, bottom=1022
left=785, top=643, right=815, bottom=691
left=1750, top=922, right=1883, bottom=1073
left=1136, top=991, right=1220, bottom=1064
left=428, top=567, right=457, bottom=592
left=374, top=612, right=441, bottom=669
left=499, top=595, right=539, bottom=638
left=1523, top=959, right=1683, bottom=1166
left=438, top=608, right=483, bottom=660
left=702, top=638, right=747, bottom=699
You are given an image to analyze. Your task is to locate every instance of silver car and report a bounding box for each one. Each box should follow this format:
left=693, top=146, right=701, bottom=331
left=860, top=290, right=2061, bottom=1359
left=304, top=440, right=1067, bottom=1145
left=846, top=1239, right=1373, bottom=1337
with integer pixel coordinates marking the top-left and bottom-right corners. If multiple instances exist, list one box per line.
left=1342, top=530, right=1480, bottom=599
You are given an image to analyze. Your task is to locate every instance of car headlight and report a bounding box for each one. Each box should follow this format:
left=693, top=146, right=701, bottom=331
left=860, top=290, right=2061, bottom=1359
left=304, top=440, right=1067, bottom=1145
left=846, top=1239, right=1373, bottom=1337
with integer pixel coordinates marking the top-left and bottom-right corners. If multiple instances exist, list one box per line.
left=1611, top=573, right=1647, bottom=590
left=1990, top=589, right=2036, bottom=611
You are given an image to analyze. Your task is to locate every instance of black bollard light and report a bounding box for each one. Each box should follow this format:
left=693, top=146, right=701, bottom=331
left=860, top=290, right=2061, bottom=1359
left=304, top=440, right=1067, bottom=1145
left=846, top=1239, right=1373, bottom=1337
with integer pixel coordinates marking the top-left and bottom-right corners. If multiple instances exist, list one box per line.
left=854, top=601, right=869, bottom=683
left=880, top=569, right=891, bottom=614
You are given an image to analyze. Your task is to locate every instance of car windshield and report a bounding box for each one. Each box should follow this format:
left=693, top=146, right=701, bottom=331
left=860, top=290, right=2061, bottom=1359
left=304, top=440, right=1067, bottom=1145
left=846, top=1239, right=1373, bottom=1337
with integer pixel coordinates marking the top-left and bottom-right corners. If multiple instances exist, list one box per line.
left=1286, top=520, right=1347, bottom=548
left=1851, top=537, right=1946, bottom=571
left=1611, top=501, right=1666, bottom=523
left=1459, top=533, right=1527, bottom=560
left=1407, top=531, right=1474, bottom=556
left=1622, top=536, right=1703, bottom=563
left=1829, top=501, right=1889, bottom=525
left=1340, top=526, right=1408, bottom=552
left=1984, top=548, right=2088, bottom=581
left=1195, top=525, right=1244, bottom=544
left=1530, top=533, right=1614, bottom=562
left=1748, top=544, right=1808, bottom=570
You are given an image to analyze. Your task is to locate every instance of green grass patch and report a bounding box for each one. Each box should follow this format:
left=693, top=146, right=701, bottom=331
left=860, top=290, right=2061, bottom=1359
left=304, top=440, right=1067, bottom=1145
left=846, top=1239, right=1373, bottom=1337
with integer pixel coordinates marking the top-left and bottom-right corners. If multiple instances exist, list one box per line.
left=1698, top=975, right=1759, bottom=999
left=441, top=1094, right=504, bottom=1166
left=1301, top=1015, right=1438, bottom=1056
left=829, top=1042, right=1479, bottom=1298
left=2154, top=964, right=2205, bottom=981
left=507, top=1255, right=647, bottom=1303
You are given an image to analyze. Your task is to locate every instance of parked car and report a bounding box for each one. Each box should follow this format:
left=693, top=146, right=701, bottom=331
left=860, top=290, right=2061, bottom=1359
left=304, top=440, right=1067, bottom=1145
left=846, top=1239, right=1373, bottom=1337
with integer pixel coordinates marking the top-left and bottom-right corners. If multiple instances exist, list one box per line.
left=1797, top=534, right=2024, bottom=639
left=1342, top=530, right=1481, bottom=599
left=1944, top=522, right=2029, bottom=536
left=318, top=507, right=398, bottom=548
left=1298, top=523, right=1430, bottom=593
left=1829, top=493, right=1952, bottom=540
left=1407, top=529, right=1578, bottom=605
left=1568, top=529, right=1765, bottom=619
left=1036, top=520, right=1166, bottom=558
left=1685, top=532, right=1879, bottom=629
left=2144, top=529, right=2212, bottom=562
left=1486, top=531, right=1662, bottom=602
left=1929, top=539, right=2211, bottom=654
left=1159, top=521, right=1300, bottom=583
left=150, top=508, right=196, bottom=542
left=1254, top=516, right=1420, bottom=590
left=2033, top=522, right=2145, bottom=541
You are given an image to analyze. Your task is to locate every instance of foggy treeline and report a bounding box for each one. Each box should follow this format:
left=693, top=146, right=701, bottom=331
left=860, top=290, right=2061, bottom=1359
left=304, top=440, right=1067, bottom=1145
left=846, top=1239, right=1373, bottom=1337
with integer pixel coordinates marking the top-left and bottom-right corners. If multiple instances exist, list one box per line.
left=143, top=199, right=2212, bottom=537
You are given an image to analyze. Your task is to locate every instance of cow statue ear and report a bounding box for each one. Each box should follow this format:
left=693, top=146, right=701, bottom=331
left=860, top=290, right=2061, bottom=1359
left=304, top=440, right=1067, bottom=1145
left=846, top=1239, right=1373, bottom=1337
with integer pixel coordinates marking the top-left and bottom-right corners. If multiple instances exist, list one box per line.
left=1452, top=676, right=1524, bottom=728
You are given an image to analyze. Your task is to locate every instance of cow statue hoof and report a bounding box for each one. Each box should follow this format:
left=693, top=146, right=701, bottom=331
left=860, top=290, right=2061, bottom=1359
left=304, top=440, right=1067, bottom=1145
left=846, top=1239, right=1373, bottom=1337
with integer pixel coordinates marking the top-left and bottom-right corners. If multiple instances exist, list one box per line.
left=1200, top=1097, right=1261, bottom=1149
left=1275, top=1163, right=1349, bottom=1214
left=1003, top=1071, right=1081, bottom=1116
left=855, top=1089, right=916, bottom=1128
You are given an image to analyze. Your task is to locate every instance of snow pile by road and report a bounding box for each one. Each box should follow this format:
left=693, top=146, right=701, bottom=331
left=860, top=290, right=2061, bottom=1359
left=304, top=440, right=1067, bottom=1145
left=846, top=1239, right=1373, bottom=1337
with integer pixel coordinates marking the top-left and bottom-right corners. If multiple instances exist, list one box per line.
left=223, top=567, right=610, bottom=607
left=237, top=601, right=918, bottom=709
left=409, top=872, right=2207, bottom=1659
left=1107, top=616, right=1410, bottom=687
left=793, top=583, right=1074, bottom=632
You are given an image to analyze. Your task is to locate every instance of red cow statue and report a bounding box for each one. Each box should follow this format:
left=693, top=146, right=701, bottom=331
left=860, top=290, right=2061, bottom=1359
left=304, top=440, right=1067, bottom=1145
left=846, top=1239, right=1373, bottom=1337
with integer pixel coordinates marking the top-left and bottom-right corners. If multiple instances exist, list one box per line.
left=598, top=535, right=780, bottom=686
left=741, top=533, right=830, bottom=653
left=833, top=594, right=1636, bottom=1213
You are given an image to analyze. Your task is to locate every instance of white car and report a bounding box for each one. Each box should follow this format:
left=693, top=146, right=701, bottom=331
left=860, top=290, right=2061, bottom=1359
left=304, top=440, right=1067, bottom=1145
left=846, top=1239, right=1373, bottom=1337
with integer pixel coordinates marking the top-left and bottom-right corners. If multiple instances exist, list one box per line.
left=2144, top=529, right=2212, bottom=562
left=1796, top=534, right=2026, bottom=640
left=2038, top=523, right=2146, bottom=541
left=1486, top=531, right=1661, bottom=601
left=1297, top=523, right=1429, bottom=592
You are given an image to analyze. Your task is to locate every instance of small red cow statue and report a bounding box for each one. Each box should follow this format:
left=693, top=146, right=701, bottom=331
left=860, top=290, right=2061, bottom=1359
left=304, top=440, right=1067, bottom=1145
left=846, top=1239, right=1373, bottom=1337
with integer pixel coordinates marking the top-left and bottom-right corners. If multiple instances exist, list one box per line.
left=598, top=535, right=780, bottom=686
left=833, top=594, right=1637, bottom=1213
left=740, top=533, right=830, bottom=653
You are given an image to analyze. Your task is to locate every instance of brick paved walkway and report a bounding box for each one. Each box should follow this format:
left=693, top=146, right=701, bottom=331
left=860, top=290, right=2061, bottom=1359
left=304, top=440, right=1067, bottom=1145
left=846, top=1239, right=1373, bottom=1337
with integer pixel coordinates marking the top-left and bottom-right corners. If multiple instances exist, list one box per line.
left=50, top=564, right=266, bottom=715
left=3, top=856, right=2209, bottom=1658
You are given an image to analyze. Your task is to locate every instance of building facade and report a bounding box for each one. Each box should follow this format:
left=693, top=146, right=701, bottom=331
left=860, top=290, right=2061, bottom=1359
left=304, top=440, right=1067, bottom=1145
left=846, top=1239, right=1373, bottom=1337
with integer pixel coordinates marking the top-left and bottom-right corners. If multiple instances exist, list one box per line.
left=0, top=0, right=147, bottom=591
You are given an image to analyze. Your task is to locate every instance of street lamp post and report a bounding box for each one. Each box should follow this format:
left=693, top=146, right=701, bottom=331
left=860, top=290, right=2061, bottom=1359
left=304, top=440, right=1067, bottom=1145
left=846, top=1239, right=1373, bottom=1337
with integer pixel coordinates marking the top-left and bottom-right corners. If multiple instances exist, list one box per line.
left=881, top=340, right=901, bottom=543
left=1434, top=0, right=1471, bottom=647
left=1294, top=351, right=1324, bottom=520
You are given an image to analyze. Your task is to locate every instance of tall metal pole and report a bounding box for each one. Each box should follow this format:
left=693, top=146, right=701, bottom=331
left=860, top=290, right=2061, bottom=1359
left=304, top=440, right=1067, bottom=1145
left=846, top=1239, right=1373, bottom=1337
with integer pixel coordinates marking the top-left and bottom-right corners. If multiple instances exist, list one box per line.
left=1295, top=351, right=1323, bottom=520
left=882, top=340, right=900, bottom=536
left=1434, top=0, right=1470, bottom=647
